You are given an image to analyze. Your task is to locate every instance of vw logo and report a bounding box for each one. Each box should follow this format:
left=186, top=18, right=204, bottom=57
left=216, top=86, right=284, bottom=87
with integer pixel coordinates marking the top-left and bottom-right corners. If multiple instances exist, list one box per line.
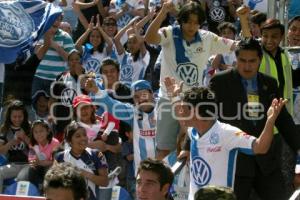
left=86, top=58, right=100, bottom=74
left=61, top=88, right=77, bottom=106
left=120, top=64, right=133, bottom=81
left=192, top=156, right=211, bottom=187
left=210, top=7, right=225, bottom=23
left=176, top=63, right=198, bottom=86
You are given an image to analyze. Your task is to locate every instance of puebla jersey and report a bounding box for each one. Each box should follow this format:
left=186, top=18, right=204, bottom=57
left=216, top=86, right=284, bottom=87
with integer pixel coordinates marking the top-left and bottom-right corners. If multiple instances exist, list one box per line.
left=133, top=109, right=156, bottom=175
left=56, top=148, right=108, bottom=200
left=158, top=26, right=234, bottom=99
left=188, top=121, right=255, bottom=199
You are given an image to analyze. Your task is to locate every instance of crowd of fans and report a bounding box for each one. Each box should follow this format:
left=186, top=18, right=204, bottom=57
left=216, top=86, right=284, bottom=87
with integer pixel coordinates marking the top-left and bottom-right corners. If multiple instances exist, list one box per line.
left=1, top=0, right=300, bottom=200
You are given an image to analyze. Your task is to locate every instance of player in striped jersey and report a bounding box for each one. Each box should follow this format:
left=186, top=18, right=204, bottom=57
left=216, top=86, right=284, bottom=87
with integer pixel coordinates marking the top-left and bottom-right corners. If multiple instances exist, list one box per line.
left=164, top=77, right=287, bottom=199
left=84, top=78, right=156, bottom=175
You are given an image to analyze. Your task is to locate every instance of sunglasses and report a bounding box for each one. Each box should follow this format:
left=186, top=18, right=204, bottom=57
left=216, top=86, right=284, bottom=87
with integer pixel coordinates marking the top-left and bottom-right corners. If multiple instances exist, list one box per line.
left=103, top=22, right=117, bottom=26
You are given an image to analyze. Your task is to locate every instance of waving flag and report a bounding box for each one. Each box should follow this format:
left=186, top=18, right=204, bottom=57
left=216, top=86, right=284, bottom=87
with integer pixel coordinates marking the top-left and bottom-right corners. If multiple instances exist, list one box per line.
left=0, top=0, right=62, bottom=64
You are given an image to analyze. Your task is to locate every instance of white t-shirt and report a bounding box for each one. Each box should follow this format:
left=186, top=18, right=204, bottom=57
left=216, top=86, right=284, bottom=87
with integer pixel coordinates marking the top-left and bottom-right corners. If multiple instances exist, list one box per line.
left=188, top=121, right=255, bottom=199
left=158, top=26, right=234, bottom=98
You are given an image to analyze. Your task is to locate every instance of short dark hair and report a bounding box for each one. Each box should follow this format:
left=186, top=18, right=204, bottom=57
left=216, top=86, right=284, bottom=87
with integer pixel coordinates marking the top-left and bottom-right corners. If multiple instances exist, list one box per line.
left=217, top=22, right=237, bottom=35
left=194, top=185, right=236, bottom=200
left=183, top=87, right=216, bottom=118
left=177, top=2, right=206, bottom=26
left=260, top=18, right=285, bottom=35
left=100, top=58, right=120, bottom=74
left=30, top=119, right=53, bottom=146
left=137, top=158, right=174, bottom=190
left=44, top=162, right=89, bottom=200
left=250, top=11, right=267, bottom=26
left=235, top=38, right=263, bottom=59
left=288, top=15, right=300, bottom=28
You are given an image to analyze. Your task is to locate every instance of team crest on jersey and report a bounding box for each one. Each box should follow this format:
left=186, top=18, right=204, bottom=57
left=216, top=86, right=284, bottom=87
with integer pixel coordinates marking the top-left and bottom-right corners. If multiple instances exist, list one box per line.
left=192, top=156, right=212, bottom=187
left=61, top=88, right=77, bottom=106
left=0, top=2, right=35, bottom=47
left=121, top=64, right=133, bottom=81
left=209, top=132, right=219, bottom=145
left=86, top=58, right=100, bottom=74
left=176, top=63, right=198, bottom=86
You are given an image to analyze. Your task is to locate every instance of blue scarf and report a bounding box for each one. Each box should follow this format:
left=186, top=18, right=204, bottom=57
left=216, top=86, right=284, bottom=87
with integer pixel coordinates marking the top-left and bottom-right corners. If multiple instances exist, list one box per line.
left=172, top=25, right=201, bottom=65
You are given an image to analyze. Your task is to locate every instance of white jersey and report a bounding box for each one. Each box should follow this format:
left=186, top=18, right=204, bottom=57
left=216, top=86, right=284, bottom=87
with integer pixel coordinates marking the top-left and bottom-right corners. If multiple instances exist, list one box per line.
left=158, top=26, right=234, bottom=99
left=117, top=50, right=150, bottom=85
left=133, top=109, right=156, bottom=175
left=188, top=121, right=255, bottom=199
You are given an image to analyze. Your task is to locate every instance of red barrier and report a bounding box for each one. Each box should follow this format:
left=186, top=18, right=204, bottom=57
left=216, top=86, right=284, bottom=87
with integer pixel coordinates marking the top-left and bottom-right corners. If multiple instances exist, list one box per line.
left=0, top=195, right=45, bottom=200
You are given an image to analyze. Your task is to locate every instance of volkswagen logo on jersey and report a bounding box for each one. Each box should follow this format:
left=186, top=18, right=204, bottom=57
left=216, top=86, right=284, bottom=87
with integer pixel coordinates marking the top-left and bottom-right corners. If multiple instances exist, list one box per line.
left=209, top=132, right=219, bottom=145
left=192, top=156, right=212, bottom=187
left=61, top=88, right=77, bottom=106
left=85, top=58, right=100, bottom=74
left=210, top=7, right=225, bottom=23
left=121, top=64, right=133, bottom=82
left=0, top=2, right=34, bottom=47
left=176, top=63, right=198, bottom=86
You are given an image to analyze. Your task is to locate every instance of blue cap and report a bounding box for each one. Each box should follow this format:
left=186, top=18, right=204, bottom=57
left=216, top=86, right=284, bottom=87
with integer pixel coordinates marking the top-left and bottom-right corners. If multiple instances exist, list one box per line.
left=131, top=80, right=152, bottom=92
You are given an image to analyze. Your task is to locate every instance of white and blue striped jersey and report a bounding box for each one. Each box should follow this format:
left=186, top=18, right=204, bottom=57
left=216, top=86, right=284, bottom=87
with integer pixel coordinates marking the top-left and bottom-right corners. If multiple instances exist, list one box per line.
left=188, top=121, right=255, bottom=200
left=133, top=109, right=156, bottom=175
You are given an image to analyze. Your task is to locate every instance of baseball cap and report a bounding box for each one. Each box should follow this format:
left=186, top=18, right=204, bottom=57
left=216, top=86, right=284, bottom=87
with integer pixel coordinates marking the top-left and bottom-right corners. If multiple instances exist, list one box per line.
left=131, top=80, right=152, bottom=92
left=72, top=95, right=93, bottom=108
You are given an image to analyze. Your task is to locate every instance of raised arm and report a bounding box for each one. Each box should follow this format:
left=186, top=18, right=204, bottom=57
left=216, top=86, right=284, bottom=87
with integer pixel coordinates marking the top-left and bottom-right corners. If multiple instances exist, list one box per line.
left=74, top=0, right=99, bottom=10
left=252, top=98, right=287, bottom=154
left=236, top=5, right=252, bottom=38
left=75, top=16, right=94, bottom=53
left=114, top=17, right=139, bottom=55
left=144, top=1, right=174, bottom=45
left=96, top=15, right=113, bottom=55
left=84, top=78, right=134, bottom=126
left=73, top=2, right=89, bottom=30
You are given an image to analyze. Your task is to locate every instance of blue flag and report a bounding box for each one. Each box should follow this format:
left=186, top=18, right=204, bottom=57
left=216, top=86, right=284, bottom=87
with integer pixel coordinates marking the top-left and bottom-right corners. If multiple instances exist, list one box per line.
left=0, top=0, right=62, bottom=64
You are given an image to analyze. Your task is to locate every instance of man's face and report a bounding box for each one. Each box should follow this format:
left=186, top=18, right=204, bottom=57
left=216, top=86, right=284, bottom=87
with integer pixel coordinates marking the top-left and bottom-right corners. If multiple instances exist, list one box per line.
left=236, top=50, right=261, bottom=79
left=181, top=14, right=200, bottom=41
left=261, top=28, right=283, bottom=54
left=288, top=20, right=300, bottom=46
left=45, top=188, right=74, bottom=200
left=133, top=90, right=154, bottom=112
left=101, top=64, right=119, bottom=88
left=136, top=170, right=168, bottom=200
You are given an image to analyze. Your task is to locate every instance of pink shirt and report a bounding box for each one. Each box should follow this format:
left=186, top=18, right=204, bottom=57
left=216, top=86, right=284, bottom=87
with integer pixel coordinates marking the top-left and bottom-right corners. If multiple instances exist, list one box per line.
left=33, top=138, right=60, bottom=161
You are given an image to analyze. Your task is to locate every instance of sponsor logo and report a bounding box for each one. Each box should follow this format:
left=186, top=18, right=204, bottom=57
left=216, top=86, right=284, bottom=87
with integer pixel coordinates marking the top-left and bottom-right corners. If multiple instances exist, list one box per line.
left=140, top=129, right=156, bottom=137
left=192, top=156, right=211, bottom=187
left=176, top=63, right=198, bottom=86
left=86, top=58, right=100, bottom=74
left=61, top=88, right=77, bottom=106
left=207, top=146, right=221, bottom=153
left=210, top=6, right=225, bottom=23
left=0, top=2, right=34, bottom=47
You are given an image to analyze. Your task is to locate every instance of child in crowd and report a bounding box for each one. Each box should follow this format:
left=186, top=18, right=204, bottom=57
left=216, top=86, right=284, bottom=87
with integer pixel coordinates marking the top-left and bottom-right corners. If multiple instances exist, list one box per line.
left=0, top=100, right=31, bottom=192
left=17, top=120, right=60, bottom=190
left=55, top=121, right=109, bottom=200
left=114, top=18, right=150, bottom=85
left=75, top=16, right=113, bottom=77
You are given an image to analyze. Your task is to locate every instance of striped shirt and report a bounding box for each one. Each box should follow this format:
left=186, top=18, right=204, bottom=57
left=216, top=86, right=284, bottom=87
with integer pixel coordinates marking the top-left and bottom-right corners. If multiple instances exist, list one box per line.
left=35, top=29, right=74, bottom=80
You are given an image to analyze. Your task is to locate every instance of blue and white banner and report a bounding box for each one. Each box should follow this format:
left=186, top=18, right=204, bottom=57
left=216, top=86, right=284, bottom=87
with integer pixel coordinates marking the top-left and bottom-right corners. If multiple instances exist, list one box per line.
left=0, top=0, right=62, bottom=64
